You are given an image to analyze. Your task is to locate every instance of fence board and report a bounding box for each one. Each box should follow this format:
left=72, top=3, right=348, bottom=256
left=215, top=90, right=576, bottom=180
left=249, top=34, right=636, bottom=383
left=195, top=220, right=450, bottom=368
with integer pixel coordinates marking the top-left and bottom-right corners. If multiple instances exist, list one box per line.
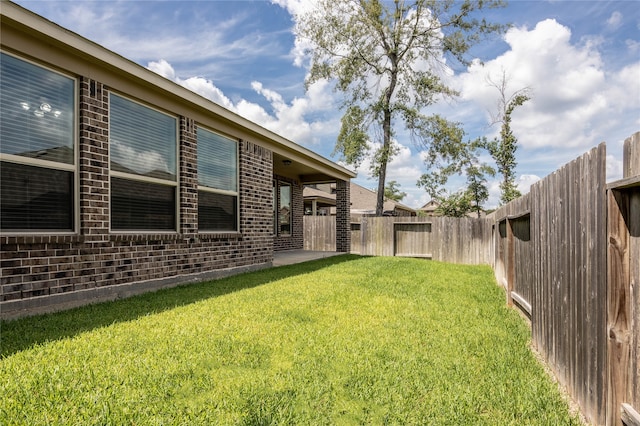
left=490, top=143, right=608, bottom=425
left=303, top=216, right=336, bottom=251
left=304, top=215, right=490, bottom=265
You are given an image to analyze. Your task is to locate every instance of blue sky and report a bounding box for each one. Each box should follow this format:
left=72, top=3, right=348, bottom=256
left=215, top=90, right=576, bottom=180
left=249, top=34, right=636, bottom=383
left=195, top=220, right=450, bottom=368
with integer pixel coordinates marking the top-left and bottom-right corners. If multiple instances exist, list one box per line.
left=13, top=0, right=640, bottom=208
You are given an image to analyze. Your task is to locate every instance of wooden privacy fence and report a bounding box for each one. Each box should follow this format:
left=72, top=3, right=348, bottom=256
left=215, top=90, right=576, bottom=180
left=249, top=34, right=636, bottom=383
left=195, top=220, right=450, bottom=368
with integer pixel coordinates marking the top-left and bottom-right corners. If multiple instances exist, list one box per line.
left=302, top=131, right=640, bottom=425
left=304, top=215, right=491, bottom=265
left=491, top=134, right=639, bottom=426
left=491, top=143, right=609, bottom=424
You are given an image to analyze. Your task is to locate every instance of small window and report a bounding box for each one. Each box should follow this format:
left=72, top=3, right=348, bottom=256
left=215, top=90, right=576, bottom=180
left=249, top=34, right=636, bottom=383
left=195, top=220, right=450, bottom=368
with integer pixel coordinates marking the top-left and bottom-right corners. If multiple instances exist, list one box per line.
left=109, top=93, right=177, bottom=231
left=0, top=52, right=76, bottom=232
left=197, top=127, right=238, bottom=232
left=279, top=182, right=291, bottom=235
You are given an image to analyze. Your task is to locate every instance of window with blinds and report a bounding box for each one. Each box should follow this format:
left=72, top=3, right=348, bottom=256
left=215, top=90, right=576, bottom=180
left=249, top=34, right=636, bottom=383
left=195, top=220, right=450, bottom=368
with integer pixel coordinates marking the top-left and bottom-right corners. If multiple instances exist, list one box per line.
left=0, top=52, right=76, bottom=231
left=109, top=93, right=177, bottom=231
left=197, top=127, right=238, bottom=232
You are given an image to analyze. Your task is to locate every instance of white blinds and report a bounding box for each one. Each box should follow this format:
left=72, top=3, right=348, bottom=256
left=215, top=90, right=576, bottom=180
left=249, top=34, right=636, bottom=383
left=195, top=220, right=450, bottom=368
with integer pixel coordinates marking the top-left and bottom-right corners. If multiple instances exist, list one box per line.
left=0, top=52, right=74, bottom=164
left=109, top=93, right=177, bottom=181
left=197, top=127, right=237, bottom=192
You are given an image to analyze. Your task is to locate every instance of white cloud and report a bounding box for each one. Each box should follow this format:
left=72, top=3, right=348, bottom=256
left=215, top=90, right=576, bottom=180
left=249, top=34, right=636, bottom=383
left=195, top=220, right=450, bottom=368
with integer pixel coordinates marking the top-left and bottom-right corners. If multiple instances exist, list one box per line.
left=352, top=140, right=429, bottom=209
left=627, top=39, right=640, bottom=54
left=147, top=59, right=341, bottom=149
left=517, top=174, right=541, bottom=194
left=148, top=60, right=235, bottom=110
left=448, top=17, right=639, bottom=184
left=607, top=11, right=623, bottom=30
left=606, top=154, right=624, bottom=181
left=271, top=0, right=317, bottom=67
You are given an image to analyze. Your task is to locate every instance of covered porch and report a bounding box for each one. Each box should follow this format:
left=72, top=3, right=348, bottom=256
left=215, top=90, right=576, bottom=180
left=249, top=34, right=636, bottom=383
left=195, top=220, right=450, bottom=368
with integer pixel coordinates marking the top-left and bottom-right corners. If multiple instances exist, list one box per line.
left=271, top=150, right=355, bottom=254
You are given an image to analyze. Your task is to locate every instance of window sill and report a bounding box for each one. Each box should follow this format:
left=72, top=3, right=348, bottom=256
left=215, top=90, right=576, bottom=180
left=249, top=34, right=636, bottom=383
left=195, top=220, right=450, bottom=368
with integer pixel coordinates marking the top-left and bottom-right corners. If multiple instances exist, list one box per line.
left=110, top=233, right=181, bottom=243
left=196, top=232, right=242, bottom=241
left=0, top=233, right=84, bottom=245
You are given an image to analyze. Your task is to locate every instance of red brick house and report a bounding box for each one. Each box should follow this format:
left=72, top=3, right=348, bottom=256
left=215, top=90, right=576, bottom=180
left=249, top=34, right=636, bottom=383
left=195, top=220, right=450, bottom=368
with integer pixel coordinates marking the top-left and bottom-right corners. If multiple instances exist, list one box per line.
left=0, top=2, right=354, bottom=319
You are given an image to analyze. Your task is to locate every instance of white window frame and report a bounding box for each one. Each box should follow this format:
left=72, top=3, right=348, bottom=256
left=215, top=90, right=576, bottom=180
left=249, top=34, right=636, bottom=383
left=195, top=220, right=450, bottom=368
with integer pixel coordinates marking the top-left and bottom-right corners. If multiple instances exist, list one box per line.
left=108, top=92, right=179, bottom=233
left=0, top=50, right=78, bottom=235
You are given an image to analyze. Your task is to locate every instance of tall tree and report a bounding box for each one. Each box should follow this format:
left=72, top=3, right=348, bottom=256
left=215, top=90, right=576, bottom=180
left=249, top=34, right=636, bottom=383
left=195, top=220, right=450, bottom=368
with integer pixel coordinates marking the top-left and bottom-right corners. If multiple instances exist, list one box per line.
left=486, top=72, right=530, bottom=204
left=296, top=0, right=506, bottom=215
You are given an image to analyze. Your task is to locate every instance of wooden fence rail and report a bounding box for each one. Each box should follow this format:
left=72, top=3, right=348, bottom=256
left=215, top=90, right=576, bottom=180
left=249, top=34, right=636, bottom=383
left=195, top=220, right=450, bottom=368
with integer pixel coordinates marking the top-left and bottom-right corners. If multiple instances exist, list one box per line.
left=302, top=132, right=640, bottom=425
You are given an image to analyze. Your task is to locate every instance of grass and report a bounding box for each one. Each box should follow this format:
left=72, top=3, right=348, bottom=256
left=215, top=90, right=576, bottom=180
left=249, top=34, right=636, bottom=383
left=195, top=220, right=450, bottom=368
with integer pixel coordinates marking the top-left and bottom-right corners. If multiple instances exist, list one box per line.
left=1, top=255, right=581, bottom=425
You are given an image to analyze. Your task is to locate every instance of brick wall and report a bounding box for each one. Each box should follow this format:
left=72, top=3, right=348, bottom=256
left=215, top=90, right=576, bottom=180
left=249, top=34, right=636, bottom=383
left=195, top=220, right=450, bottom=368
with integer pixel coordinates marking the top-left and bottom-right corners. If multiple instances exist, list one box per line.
left=0, top=80, right=275, bottom=319
left=335, top=179, right=351, bottom=252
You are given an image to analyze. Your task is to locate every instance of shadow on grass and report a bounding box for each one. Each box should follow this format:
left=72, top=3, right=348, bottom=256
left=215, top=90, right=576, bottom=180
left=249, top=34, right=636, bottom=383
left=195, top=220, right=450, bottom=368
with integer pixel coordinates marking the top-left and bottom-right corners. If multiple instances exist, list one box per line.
left=0, top=255, right=360, bottom=358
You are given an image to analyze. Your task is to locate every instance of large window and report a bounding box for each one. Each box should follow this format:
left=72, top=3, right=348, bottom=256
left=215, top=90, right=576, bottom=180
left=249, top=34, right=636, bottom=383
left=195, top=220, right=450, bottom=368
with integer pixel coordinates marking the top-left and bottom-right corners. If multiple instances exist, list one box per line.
left=197, top=127, right=238, bottom=231
left=109, top=93, right=177, bottom=231
left=0, top=52, right=76, bottom=231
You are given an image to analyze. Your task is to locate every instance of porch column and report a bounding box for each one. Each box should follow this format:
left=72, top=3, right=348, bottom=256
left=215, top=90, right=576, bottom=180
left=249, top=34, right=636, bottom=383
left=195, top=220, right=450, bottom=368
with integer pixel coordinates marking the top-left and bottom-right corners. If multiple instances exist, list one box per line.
left=335, top=179, right=351, bottom=252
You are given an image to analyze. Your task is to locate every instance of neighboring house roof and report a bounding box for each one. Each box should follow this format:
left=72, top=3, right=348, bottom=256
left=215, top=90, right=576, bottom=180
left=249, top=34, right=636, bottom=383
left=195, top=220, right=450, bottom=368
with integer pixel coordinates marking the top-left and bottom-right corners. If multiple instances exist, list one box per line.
left=349, top=183, right=415, bottom=216
left=302, top=186, right=336, bottom=206
left=303, top=182, right=416, bottom=216
left=418, top=200, right=440, bottom=214
left=1, top=1, right=356, bottom=184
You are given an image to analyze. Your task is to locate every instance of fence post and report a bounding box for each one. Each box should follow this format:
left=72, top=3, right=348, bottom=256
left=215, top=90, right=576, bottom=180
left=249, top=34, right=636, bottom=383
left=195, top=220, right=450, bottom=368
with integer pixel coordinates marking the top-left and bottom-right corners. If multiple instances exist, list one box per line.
left=626, top=133, right=640, bottom=425
left=607, top=188, right=631, bottom=426
left=623, top=132, right=640, bottom=179
left=607, top=131, right=640, bottom=426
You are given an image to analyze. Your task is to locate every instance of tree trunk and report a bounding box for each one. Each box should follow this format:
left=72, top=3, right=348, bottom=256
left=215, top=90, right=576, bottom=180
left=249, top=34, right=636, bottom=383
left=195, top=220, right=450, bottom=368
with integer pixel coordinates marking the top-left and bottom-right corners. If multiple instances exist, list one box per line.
left=377, top=62, right=398, bottom=216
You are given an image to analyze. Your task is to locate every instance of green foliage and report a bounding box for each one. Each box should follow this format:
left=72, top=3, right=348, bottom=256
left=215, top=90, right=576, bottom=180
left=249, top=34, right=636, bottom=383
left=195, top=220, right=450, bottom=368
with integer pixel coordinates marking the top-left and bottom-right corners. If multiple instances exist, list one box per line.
left=384, top=180, right=406, bottom=202
left=485, top=71, right=530, bottom=205
left=487, top=92, right=529, bottom=204
left=335, top=105, right=370, bottom=168
left=1, top=257, right=582, bottom=425
left=417, top=117, right=495, bottom=216
left=435, top=190, right=474, bottom=217
left=296, top=0, right=506, bottom=215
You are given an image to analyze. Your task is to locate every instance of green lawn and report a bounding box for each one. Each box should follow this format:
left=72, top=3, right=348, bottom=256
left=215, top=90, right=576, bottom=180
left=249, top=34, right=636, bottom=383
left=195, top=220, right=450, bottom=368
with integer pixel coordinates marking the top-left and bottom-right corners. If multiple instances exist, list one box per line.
left=1, top=256, right=581, bottom=425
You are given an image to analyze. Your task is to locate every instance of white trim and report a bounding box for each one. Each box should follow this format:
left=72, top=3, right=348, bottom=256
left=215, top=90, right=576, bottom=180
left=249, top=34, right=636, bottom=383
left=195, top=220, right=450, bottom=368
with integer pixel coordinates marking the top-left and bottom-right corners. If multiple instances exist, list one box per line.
left=197, top=186, right=238, bottom=197
left=0, top=153, right=75, bottom=172
left=111, top=170, right=179, bottom=187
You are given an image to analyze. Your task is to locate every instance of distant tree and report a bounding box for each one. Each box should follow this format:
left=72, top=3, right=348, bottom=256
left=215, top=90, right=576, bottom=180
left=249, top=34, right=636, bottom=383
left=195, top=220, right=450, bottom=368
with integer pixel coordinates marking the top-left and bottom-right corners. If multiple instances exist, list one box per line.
left=464, top=156, right=495, bottom=217
left=434, top=190, right=473, bottom=217
left=485, top=71, right=530, bottom=204
left=384, top=180, right=406, bottom=202
left=417, top=116, right=494, bottom=217
left=296, top=0, right=506, bottom=215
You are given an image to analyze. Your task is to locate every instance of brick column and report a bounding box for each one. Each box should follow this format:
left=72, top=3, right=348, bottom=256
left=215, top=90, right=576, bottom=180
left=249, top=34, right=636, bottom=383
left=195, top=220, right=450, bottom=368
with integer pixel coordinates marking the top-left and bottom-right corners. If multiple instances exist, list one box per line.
left=239, top=140, right=273, bottom=259
left=180, top=117, right=198, bottom=237
left=79, top=78, right=109, bottom=242
left=335, top=179, right=351, bottom=253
